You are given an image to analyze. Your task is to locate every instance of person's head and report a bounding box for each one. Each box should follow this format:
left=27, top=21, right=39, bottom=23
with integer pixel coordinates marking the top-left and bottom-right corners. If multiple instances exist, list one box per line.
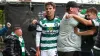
left=86, top=7, right=98, bottom=20
left=66, top=1, right=80, bottom=14
left=44, top=2, right=56, bottom=18
left=13, top=27, right=22, bottom=36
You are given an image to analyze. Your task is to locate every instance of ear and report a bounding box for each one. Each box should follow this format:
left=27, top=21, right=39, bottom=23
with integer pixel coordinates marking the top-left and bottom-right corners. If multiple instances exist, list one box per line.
left=70, top=7, right=73, bottom=11
left=54, top=8, right=56, bottom=11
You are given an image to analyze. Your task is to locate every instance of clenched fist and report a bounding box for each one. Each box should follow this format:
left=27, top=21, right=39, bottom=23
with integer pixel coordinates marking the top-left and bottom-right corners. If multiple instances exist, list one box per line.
left=7, top=22, right=11, bottom=28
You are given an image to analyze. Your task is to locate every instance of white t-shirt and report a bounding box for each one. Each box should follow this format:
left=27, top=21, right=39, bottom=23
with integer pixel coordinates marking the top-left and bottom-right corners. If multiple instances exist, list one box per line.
left=57, top=13, right=81, bottom=52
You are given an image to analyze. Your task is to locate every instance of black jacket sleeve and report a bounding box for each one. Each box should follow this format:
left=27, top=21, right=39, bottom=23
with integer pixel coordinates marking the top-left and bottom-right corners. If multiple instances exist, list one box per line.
left=28, top=24, right=37, bottom=31
left=3, top=35, right=16, bottom=56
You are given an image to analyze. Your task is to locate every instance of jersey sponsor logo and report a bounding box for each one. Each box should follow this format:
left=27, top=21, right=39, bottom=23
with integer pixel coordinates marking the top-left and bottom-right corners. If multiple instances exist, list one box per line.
left=42, top=30, right=59, bottom=34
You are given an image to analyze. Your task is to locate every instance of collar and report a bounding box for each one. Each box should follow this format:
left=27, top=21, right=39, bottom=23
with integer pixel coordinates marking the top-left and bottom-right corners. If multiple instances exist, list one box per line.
left=45, top=15, right=55, bottom=21
left=11, top=32, right=16, bottom=35
left=11, top=32, right=22, bottom=37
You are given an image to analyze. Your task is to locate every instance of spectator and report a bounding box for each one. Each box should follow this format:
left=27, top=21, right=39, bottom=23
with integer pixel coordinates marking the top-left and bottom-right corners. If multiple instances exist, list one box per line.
left=2, top=26, right=30, bottom=56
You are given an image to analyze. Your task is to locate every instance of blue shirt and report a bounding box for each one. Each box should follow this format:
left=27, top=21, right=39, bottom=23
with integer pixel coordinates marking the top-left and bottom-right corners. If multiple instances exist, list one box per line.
left=0, top=26, right=8, bottom=36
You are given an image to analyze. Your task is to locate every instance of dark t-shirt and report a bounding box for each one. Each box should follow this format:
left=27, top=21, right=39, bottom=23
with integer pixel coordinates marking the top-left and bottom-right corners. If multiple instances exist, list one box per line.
left=94, top=24, right=100, bottom=48
left=77, top=22, right=98, bottom=52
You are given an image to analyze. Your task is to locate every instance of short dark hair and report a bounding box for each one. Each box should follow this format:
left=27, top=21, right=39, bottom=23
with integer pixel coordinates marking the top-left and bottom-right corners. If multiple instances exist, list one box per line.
left=44, top=2, right=56, bottom=9
left=66, top=1, right=80, bottom=11
left=86, top=7, right=98, bottom=15
left=13, top=27, right=21, bottom=32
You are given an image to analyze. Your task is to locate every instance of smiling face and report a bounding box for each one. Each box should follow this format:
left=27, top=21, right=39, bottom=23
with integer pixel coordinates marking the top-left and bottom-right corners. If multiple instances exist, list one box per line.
left=86, top=7, right=97, bottom=20
left=86, top=12, right=96, bottom=20
left=15, top=29, right=22, bottom=36
left=14, top=27, right=22, bottom=36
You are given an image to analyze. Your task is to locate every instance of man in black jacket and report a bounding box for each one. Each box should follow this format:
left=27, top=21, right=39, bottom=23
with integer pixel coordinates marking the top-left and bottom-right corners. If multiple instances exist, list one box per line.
left=77, top=7, right=98, bottom=56
left=2, top=26, right=30, bottom=56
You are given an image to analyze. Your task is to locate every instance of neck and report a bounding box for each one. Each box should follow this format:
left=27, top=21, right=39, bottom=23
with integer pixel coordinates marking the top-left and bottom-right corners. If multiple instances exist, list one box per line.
left=48, top=15, right=54, bottom=20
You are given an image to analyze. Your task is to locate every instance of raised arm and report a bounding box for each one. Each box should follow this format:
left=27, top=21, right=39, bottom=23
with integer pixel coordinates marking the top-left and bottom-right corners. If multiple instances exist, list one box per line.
left=0, top=22, right=11, bottom=36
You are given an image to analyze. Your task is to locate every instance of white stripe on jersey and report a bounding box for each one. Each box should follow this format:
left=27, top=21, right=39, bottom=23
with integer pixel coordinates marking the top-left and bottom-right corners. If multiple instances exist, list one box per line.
left=41, top=37, right=57, bottom=41
left=41, top=43, right=57, bottom=47
left=92, top=19, right=99, bottom=26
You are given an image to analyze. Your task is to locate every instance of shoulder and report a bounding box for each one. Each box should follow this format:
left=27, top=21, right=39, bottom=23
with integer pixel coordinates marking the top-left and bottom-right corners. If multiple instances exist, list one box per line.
left=54, top=17, right=61, bottom=23
left=39, top=18, right=47, bottom=24
left=6, top=35, right=13, bottom=38
left=39, top=18, right=46, bottom=21
left=55, top=17, right=61, bottom=20
left=4, top=35, right=16, bottom=43
left=92, top=19, right=99, bottom=26
left=5, top=35, right=16, bottom=40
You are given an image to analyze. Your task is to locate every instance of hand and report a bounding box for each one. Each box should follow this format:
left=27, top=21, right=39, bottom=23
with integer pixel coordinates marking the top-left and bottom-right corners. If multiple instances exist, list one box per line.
left=66, top=14, right=74, bottom=19
left=35, top=50, right=40, bottom=56
left=7, top=22, right=11, bottom=28
left=35, top=47, right=40, bottom=56
left=74, top=27, right=79, bottom=35
left=32, top=19, right=38, bottom=25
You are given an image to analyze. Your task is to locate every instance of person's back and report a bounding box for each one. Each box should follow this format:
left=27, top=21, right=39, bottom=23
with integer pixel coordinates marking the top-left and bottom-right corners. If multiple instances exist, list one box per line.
left=3, top=34, right=22, bottom=56
left=57, top=13, right=81, bottom=52
left=57, top=1, right=82, bottom=56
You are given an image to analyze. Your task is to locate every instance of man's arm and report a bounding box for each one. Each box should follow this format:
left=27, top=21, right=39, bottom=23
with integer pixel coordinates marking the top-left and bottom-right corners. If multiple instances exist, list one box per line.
left=74, top=27, right=96, bottom=36
left=0, top=27, right=8, bottom=36
left=28, top=19, right=38, bottom=31
left=36, top=25, right=42, bottom=56
left=73, top=15, right=100, bottom=26
left=65, top=14, right=96, bottom=26
left=73, top=14, right=93, bottom=26
left=0, top=22, right=11, bottom=36
left=3, top=35, right=16, bottom=56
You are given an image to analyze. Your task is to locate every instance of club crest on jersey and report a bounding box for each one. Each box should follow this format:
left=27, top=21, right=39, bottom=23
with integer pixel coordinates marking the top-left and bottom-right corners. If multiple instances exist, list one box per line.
left=48, top=27, right=53, bottom=30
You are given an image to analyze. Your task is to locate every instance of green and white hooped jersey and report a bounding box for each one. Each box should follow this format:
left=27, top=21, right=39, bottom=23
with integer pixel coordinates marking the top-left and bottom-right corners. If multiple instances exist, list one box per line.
left=37, top=17, right=61, bottom=50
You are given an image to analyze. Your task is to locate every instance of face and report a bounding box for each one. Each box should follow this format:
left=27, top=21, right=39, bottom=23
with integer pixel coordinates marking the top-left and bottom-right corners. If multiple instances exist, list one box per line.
left=70, top=7, right=79, bottom=14
left=86, top=12, right=96, bottom=20
left=15, top=29, right=22, bottom=36
left=45, top=5, right=55, bottom=17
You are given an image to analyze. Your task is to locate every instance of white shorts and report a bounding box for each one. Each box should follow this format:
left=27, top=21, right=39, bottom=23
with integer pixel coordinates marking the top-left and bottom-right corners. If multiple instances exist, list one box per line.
left=41, top=48, right=58, bottom=56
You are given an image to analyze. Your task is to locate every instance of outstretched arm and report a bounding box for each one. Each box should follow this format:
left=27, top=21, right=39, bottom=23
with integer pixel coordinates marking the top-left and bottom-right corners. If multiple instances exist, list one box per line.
left=74, top=27, right=96, bottom=36
left=73, top=14, right=93, bottom=26
left=65, top=14, right=99, bottom=26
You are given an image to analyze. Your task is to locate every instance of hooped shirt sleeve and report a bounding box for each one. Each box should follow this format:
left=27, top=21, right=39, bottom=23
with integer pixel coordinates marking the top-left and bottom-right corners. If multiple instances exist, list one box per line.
left=92, top=19, right=99, bottom=26
left=36, top=21, right=42, bottom=47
